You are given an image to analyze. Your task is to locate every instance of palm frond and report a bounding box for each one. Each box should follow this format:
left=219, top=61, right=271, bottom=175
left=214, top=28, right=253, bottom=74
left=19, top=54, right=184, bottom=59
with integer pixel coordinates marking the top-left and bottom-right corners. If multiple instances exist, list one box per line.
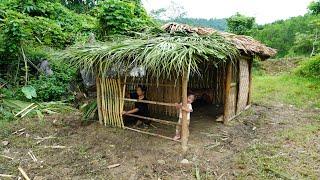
left=61, top=33, right=239, bottom=78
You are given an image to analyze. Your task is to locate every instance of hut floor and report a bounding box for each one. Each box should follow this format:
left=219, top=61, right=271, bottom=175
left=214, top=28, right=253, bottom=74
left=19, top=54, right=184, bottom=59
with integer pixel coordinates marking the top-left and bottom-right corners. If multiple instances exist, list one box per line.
left=131, top=103, right=224, bottom=140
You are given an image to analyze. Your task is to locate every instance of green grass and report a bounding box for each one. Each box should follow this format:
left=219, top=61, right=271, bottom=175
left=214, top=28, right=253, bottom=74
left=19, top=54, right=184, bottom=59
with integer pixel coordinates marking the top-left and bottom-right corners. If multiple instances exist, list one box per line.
left=252, top=71, right=320, bottom=108
left=236, top=115, right=320, bottom=179
left=235, top=68, right=320, bottom=179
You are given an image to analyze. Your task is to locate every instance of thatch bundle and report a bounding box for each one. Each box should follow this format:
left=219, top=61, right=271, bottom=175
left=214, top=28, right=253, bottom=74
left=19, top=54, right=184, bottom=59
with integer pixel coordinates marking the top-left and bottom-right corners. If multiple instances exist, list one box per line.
left=63, top=33, right=239, bottom=78
left=162, top=23, right=277, bottom=59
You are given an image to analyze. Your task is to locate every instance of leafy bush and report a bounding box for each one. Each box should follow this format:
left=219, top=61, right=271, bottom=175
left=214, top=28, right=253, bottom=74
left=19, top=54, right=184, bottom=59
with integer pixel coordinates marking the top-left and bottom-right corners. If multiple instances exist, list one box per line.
left=28, top=61, right=76, bottom=102
left=97, top=0, right=154, bottom=36
left=0, top=0, right=97, bottom=85
left=295, top=55, right=320, bottom=79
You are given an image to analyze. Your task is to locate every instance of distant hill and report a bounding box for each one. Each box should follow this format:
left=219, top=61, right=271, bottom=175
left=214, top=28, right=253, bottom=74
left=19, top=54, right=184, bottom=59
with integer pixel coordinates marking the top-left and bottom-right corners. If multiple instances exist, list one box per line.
left=251, top=15, right=319, bottom=57
left=164, top=17, right=227, bottom=31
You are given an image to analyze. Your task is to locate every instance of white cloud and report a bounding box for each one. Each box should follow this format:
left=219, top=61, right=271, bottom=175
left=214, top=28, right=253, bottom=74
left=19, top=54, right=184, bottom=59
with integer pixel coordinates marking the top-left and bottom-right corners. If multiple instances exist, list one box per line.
left=142, top=0, right=314, bottom=24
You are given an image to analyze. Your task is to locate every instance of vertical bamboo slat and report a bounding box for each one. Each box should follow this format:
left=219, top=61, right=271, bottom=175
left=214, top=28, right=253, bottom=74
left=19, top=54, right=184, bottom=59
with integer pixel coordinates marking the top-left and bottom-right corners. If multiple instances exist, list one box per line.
left=96, top=77, right=103, bottom=125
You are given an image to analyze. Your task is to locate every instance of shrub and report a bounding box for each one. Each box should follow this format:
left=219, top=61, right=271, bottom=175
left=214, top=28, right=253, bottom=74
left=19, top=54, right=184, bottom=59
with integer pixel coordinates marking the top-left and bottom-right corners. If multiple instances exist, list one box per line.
left=295, top=55, right=320, bottom=79
left=97, top=0, right=154, bottom=36
left=28, top=61, right=76, bottom=102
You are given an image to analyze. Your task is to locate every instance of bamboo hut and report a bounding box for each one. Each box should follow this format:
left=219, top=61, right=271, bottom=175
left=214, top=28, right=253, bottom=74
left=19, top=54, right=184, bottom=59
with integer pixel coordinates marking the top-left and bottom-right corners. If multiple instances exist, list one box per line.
left=63, top=23, right=276, bottom=151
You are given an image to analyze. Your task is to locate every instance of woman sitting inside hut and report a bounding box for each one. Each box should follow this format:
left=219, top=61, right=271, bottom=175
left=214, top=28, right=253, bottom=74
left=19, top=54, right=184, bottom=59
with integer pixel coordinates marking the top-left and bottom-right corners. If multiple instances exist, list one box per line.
left=122, top=85, right=150, bottom=127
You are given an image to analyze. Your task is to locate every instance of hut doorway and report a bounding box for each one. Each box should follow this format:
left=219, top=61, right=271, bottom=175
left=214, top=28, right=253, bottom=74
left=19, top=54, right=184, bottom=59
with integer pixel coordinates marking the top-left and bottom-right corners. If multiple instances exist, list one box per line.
left=188, top=62, right=227, bottom=122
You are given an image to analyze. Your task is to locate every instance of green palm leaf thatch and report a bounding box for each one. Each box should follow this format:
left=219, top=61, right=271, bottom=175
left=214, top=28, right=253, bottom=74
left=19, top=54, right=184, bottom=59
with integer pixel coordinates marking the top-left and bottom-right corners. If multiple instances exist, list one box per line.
left=62, top=33, right=239, bottom=78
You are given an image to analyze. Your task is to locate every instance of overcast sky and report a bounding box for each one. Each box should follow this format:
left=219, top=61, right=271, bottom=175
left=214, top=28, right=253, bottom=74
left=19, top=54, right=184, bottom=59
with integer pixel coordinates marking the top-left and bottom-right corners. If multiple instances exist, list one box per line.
left=142, top=0, right=314, bottom=24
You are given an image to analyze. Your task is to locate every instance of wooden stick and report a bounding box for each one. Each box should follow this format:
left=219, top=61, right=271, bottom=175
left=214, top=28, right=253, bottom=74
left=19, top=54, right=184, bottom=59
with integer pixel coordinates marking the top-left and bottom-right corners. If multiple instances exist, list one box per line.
left=18, top=166, right=31, bottom=180
left=107, top=164, right=120, bottom=169
left=15, top=103, right=35, bottom=117
left=96, top=77, right=103, bottom=125
left=27, top=150, right=37, bottom=162
left=223, top=62, right=232, bottom=124
left=114, top=79, right=121, bottom=128
left=124, top=127, right=180, bottom=142
left=0, top=154, right=14, bottom=160
left=119, top=76, right=127, bottom=128
left=0, top=174, right=15, bottom=178
left=108, top=78, right=115, bottom=127
left=124, top=113, right=180, bottom=126
left=21, top=105, right=38, bottom=118
left=122, top=98, right=176, bottom=107
left=227, top=105, right=251, bottom=122
left=100, top=78, right=107, bottom=126
left=121, top=82, right=181, bottom=88
left=41, top=145, right=68, bottom=149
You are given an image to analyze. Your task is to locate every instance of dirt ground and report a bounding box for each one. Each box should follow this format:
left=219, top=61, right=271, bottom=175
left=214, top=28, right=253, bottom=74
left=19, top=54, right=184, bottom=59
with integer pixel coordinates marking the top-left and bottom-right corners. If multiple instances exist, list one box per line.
left=1, top=101, right=319, bottom=179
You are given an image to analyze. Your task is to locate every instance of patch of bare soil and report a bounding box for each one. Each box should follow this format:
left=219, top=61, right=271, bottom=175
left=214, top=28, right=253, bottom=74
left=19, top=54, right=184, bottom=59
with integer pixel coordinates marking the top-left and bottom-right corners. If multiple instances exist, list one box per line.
left=261, top=57, right=303, bottom=75
left=1, top=104, right=319, bottom=179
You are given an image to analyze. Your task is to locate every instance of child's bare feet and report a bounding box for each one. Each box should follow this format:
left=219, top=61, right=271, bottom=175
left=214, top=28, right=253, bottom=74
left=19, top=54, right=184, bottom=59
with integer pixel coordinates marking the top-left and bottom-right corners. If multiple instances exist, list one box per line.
left=173, top=135, right=181, bottom=141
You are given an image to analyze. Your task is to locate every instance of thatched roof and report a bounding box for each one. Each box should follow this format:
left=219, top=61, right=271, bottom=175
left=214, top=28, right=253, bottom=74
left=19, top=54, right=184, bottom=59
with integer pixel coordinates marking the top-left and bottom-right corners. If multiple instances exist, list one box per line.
left=63, top=32, right=239, bottom=78
left=162, top=23, right=277, bottom=59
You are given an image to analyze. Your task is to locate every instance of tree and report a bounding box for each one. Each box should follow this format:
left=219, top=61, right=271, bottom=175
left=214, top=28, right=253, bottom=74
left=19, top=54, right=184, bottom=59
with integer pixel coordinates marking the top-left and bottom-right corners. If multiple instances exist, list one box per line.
left=251, top=15, right=319, bottom=57
left=97, top=0, right=154, bottom=36
left=308, top=0, right=320, bottom=15
left=226, top=13, right=255, bottom=35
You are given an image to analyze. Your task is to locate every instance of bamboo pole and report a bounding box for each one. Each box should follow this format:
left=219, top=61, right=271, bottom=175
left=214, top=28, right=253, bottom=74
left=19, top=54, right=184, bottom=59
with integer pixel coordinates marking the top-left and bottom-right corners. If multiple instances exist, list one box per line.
left=181, top=67, right=190, bottom=153
left=18, top=166, right=31, bottom=180
left=124, top=127, right=180, bottom=142
left=124, top=113, right=180, bottom=126
left=115, top=78, right=121, bottom=127
left=100, top=78, right=107, bottom=126
left=119, top=77, right=126, bottom=128
left=223, top=62, right=232, bottom=124
left=108, top=78, right=115, bottom=127
left=122, top=98, right=176, bottom=107
left=121, top=82, right=181, bottom=88
left=110, top=79, right=117, bottom=127
left=96, top=77, right=103, bottom=124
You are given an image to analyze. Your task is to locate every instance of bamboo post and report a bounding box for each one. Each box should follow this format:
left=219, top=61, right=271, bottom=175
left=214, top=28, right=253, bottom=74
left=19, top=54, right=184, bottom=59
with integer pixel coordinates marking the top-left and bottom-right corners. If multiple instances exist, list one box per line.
left=96, top=77, right=103, bottom=125
left=181, top=68, right=190, bottom=153
left=223, top=62, right=232, bottom=124
left=119, top=77, right=126, bottom=128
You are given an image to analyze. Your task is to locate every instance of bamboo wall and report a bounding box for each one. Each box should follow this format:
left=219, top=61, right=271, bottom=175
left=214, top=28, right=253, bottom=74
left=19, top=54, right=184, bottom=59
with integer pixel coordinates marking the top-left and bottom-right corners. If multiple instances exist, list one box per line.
left=96, top=77, right=124, bottom=128
left=236, top=59, right=250, bottom=114
left=96, top=57, right=252, bottom=127
left=224, top=56, right=252, bottom=122
left=122, top=78, right=181, bottom=117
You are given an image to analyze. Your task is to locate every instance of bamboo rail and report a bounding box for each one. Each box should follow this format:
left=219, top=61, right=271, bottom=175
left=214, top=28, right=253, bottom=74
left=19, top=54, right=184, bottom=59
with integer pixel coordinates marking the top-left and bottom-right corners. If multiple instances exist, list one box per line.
left=121, top=82, right=181, bottom=87
left=124, top=127, right=180, bottom=142
left=124, top=113, right=180, bottom=126
left=122, top=98, right=176, bottom=107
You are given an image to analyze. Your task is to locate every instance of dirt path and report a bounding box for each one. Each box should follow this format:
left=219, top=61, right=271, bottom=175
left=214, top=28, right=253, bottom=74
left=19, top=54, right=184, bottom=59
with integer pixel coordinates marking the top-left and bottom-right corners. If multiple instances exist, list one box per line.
left=1, top=102, right=319, bottom=179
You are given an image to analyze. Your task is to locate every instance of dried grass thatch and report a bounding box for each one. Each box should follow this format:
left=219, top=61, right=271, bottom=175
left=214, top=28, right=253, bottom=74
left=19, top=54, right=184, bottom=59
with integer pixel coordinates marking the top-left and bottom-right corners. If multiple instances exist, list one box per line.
left=162, top=23, right=277, bottom=59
